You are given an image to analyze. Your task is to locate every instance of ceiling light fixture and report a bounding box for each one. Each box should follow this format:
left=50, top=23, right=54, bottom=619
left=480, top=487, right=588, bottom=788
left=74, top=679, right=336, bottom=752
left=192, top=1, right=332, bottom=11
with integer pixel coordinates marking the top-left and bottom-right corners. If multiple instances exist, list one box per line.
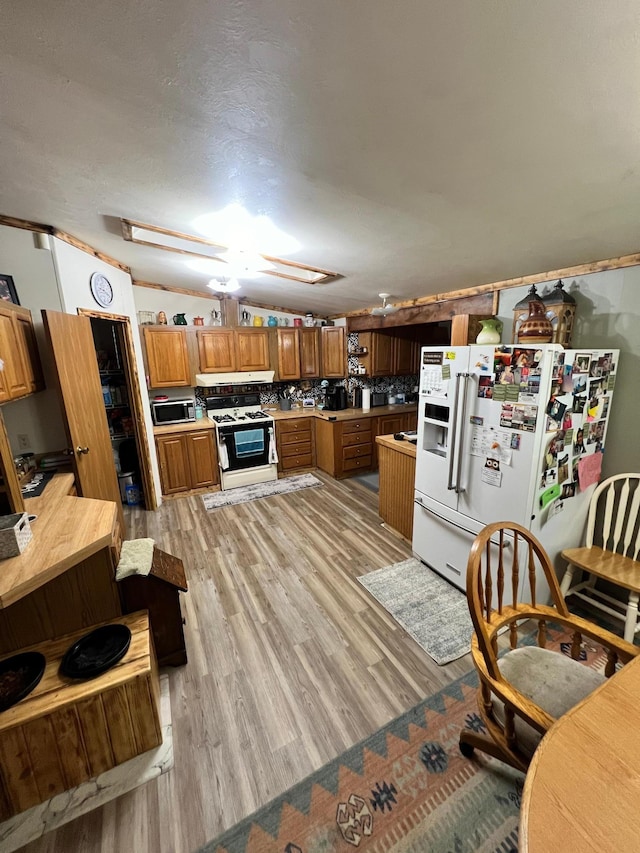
left=370, top=293, right=399, bottom=316
left=207, top=277, right=240, bottom=294
left=217, top=249, right=276, bottom=279
left=193, top=204, right=302, bottom=256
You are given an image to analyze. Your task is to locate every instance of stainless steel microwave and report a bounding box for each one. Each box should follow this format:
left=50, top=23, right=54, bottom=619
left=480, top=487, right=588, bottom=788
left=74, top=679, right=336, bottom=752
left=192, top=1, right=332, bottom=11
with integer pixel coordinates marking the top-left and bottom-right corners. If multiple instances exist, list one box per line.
left=151, top=398, right=196, bottom=426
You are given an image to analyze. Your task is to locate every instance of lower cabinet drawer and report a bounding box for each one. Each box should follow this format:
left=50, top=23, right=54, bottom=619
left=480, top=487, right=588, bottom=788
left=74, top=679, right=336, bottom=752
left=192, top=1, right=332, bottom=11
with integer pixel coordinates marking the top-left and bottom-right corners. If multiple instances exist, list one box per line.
left=282, top=453, right=314, bottom=470
left=343, top=455, right=373, bottom=472
left=342, top=419, right=372, bottom=434
left=341, top=430, right=372, bottom=448
left=281, top=440, right=312, bottom=457
left=280, top=428, right=312, bottom=445
left=344, top=442, right=372, bottom=459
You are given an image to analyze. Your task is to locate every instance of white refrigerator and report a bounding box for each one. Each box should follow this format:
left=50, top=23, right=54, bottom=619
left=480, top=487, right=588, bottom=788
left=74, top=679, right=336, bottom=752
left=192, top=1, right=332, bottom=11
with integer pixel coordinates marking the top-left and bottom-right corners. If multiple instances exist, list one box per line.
left=412, top=344, right=619, bottom=602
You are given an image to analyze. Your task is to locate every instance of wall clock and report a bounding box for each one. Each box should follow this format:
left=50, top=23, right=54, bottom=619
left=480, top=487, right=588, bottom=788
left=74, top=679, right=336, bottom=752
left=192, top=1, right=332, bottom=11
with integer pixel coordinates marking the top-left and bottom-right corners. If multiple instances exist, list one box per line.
left=90, top=272, right=114, bottom=307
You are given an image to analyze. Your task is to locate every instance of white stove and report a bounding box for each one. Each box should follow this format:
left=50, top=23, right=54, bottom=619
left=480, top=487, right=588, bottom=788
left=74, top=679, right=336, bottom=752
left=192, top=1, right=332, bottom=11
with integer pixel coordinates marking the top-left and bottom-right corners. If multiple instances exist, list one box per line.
left=205, top=393, right=277, bottom=490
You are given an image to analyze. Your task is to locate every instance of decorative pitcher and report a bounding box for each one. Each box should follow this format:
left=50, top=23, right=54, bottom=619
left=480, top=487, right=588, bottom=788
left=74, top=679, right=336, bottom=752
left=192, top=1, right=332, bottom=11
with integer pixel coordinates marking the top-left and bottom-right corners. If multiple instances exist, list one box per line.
left=240, top=310, right=251, bottom=326
left=475, top=318, right=503, bottom=344
left=267, top=315, right=278, bottom=327
left=253, top=315, right=264, bottom=327
left=517, top=300, right=553, bottom=344
left=173, top=313, right=187, bottom=325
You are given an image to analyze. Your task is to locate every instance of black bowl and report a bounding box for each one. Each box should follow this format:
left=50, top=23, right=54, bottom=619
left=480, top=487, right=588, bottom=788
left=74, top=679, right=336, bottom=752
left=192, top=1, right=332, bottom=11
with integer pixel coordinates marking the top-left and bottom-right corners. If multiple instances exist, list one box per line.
left=60, top=624, right=132, bottom=680
left=0, top=651, right=46, bottom=712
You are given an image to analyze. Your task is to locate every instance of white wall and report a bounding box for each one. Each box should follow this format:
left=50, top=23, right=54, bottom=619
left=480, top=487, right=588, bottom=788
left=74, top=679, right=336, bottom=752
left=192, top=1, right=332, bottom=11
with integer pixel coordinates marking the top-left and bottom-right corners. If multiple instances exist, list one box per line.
left=52, top=239, right=162, bottom=504
left=497, top=266, right=640, bottom=477
left=132, top=285, right=220, bottom=324
left=0, top=226, right=68, bottom=454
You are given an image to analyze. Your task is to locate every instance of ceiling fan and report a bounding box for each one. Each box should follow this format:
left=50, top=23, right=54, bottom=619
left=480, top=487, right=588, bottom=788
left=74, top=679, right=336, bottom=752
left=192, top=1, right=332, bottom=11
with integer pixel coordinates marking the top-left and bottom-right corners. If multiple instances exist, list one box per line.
left=370, top=293, right=399, bottom=316
left=207, top=277, right=241, bottom=293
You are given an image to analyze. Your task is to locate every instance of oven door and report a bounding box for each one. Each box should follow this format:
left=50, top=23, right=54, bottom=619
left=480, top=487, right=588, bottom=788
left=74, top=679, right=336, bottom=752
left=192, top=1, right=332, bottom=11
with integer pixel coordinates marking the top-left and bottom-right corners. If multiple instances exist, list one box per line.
left=218, top=422, right=271, bottom=470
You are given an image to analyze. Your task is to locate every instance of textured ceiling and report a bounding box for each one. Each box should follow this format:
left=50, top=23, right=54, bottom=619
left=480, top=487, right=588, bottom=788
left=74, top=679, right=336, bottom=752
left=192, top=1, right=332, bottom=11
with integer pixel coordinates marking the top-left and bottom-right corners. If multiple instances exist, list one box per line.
left=2, top=1, right=640, bottom=314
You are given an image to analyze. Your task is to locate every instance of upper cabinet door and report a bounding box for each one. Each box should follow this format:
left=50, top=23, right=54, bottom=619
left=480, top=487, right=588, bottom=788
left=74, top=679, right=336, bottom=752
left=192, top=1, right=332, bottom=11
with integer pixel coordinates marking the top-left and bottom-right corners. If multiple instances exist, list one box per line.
left=13, top=313, right=44, bottom=394
left=0, top=310, right=29, bottom=400
left=320, top=326, right=346, bottom=378
left=143, top=327, right=191, bottom=388
left=371, top=332, right=394, bottom=376
left=197, top=329, right=237, bottom=373
left=393, top=337, right=417, bottom=376
left=236, top=329, right=270, bottom=371
left=277, top=328, right=301, bottom=381
left=300, top=328, right=320, bottom=378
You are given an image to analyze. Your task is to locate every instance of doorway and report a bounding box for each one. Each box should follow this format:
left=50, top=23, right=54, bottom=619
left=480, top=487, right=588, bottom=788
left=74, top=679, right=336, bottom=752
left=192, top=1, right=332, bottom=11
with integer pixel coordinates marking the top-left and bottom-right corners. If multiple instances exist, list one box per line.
left=80, top=310, right=157, bottom=511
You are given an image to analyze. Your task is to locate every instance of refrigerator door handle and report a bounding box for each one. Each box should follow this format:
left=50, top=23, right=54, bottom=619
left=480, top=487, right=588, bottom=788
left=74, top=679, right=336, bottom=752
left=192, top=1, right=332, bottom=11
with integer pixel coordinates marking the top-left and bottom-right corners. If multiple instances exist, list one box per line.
left=447, top=372, right=462, bottom=491
left=455, top=373, right=471, bottom=494
left=415, top=499, right=511, bottom=548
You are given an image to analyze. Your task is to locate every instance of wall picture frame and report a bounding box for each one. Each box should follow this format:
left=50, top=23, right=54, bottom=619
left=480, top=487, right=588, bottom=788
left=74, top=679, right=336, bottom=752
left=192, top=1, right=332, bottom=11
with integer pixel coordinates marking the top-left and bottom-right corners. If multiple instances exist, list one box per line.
left=0, top=275, right=19, bottom=305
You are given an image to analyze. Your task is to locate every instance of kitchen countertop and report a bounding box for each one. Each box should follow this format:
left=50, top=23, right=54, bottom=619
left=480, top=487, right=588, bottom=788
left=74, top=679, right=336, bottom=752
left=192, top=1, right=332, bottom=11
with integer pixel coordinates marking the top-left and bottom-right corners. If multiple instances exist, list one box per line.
left=376, top=433, right=417, bottom=459
left=153, top=417, right=217, bottom=436
left=268, top=403, right=418, bottom=422
left=0, top=473, right=118, bottom=608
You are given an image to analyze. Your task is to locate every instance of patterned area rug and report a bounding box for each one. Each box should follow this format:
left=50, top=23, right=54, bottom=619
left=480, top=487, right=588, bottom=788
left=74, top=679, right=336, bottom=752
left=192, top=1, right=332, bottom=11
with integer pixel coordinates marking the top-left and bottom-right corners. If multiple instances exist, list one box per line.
left=202, top=474, right=322, bottom=511
left=198, top=625, right=607, bottom=853
left=357, top=558, right=473, bottom=665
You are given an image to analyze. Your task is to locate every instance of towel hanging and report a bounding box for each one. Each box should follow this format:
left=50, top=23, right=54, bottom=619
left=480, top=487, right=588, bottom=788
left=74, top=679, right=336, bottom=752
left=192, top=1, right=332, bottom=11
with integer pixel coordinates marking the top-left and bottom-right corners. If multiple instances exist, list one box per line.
left=218, top=436, right=230, bottom=470
left=268, top=427, right=278, bottom=464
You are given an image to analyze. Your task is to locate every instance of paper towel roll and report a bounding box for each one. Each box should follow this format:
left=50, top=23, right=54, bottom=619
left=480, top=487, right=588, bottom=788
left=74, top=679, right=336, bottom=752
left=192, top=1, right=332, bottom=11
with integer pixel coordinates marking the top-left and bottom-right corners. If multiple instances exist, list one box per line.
left=362, top=387, right=371, bottom=411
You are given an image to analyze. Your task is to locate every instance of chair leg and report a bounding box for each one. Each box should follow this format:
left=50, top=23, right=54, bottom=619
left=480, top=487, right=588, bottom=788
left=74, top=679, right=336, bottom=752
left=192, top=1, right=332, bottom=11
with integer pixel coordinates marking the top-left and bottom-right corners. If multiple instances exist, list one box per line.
left=624, top=591, right=639, bottom=644
left=459, top=729, right=529, bottom=772
left=560, top=563, right=575, bottom=596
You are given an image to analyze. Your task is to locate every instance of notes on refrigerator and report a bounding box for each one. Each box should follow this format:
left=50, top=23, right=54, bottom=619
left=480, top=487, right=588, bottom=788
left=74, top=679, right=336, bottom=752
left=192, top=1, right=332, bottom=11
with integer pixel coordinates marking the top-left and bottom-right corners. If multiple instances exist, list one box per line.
left=578, top=452, right=603, bottom=491
left=470, top=426, right=513, bottom=465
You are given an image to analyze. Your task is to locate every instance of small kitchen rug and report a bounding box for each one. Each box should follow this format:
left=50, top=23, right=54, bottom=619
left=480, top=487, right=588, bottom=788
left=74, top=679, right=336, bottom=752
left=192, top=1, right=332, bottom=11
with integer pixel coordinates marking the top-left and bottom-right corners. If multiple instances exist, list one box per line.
left=358, top=558, right=473, bottom=665
left=202, top=474, right=322, bottom=511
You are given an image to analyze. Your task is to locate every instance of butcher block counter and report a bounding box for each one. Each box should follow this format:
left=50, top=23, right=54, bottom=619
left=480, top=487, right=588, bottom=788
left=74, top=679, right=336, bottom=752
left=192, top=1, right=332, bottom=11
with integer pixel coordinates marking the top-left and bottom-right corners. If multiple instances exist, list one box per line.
left=0, top=472, right=122, bottom=655
left=152, top=416, right=217, bottom=436
left=376, top=434, right=417, bottom=541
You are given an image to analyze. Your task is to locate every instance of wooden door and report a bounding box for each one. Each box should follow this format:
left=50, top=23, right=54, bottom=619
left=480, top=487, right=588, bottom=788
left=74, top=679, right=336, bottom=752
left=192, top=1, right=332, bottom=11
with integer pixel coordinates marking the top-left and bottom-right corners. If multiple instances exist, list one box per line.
left=43, top=311, right=124, bottom=529
left=300, top=328, right=320, bottom=378
left=277, top=328, right=301, bottom=380
left=186, top=431, right=218, bottom=488
left=236, top=329, right=270, bottom=371
left=156, top=434, right=191, bottom=494
left=0, top=309, right=29, bottom=399
left=197, top=329, right=237, bottom=372
left=320, top=326, right=346, bottom=378
left=143, top=327, right=190, bottom=387
left=393, top=337, right=417, bottom=375
left=371, top=332, right=394, bottom=376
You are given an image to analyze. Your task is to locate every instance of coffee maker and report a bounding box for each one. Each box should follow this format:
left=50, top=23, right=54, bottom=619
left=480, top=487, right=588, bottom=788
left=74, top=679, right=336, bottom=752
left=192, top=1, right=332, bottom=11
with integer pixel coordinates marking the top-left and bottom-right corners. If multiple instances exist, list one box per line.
left=325, top=385, right=348, bottom=411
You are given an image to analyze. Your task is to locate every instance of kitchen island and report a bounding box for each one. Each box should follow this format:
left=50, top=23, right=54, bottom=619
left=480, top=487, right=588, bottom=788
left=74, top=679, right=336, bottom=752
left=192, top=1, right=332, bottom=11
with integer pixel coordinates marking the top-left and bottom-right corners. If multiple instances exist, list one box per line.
left=0, top=472, right=122, bottom=654
left=376, top=434, right=417, bottom=540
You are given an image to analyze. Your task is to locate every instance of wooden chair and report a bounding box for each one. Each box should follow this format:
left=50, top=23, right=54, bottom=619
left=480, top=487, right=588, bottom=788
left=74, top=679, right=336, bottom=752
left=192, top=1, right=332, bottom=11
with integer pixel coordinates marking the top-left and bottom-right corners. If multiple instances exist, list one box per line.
left=561, top=473, right=640, bottom=643
left=459, top=521, right=638, bottom=772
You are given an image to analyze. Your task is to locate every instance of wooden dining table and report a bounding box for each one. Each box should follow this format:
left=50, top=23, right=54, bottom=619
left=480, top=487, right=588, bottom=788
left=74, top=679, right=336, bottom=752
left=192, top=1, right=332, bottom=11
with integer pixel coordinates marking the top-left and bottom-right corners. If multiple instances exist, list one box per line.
left=520, top=652, right=640, bottom=852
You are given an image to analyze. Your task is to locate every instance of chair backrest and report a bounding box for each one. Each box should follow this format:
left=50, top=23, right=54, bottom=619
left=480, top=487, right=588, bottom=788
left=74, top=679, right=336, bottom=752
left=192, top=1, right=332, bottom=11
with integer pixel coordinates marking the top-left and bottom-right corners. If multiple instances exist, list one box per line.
left=585, top=474, right=640, bottom=558
left=466, top=521, right=570, bottom=681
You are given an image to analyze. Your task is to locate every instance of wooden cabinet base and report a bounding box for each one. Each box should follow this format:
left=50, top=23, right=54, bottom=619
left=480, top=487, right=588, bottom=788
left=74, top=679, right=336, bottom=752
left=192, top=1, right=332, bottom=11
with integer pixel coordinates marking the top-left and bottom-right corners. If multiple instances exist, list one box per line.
left=0, top=611, right=161, bottom=821
left=376, top=435, right=416, bottom=541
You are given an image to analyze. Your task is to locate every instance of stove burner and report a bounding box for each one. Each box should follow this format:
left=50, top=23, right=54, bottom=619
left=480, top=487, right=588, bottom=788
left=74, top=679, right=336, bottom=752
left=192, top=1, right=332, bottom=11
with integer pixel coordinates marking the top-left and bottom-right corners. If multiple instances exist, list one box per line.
left=211, top=414, right=236, bottom=423
left=245, top=411, right=269, bottom=419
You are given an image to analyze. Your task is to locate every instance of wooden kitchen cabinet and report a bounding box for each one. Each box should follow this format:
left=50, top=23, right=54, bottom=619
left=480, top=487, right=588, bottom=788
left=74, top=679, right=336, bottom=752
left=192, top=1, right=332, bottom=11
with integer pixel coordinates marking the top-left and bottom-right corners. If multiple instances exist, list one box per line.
left=143, top=327, right=191, bottom=388
left=277, top=328, right=301, bottom=381
left=372, top=411, right=417, bottom=468
left=277, top=417, right=315, bottom=471
left=315, top=416, right=373, bottom=478
left=320, top=326, right=346, bottom=378
left=300, top=327, right=321, bottom=378
left=393, top=337, right=419, bottom=375
left=156, top=429, right=219, bottom=495
left=236, top=328, right=271, bottom=371
left=0, top=304, right=43, bottom=402
left=371, top=332, right=394, bottom=376
left=197, top=329, right=237, bottom=372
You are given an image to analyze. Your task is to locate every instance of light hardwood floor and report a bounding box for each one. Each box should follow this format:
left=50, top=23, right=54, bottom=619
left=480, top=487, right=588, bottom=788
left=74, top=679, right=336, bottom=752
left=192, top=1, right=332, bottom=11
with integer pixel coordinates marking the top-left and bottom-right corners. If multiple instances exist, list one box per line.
left=24, top=472, right=471, bottom=853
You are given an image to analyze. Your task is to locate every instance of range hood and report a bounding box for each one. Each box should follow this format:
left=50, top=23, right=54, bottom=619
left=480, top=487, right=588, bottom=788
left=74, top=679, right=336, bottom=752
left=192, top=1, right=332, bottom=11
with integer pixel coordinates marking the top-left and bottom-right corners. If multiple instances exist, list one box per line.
left=195, top=370, right=275, bottom=386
